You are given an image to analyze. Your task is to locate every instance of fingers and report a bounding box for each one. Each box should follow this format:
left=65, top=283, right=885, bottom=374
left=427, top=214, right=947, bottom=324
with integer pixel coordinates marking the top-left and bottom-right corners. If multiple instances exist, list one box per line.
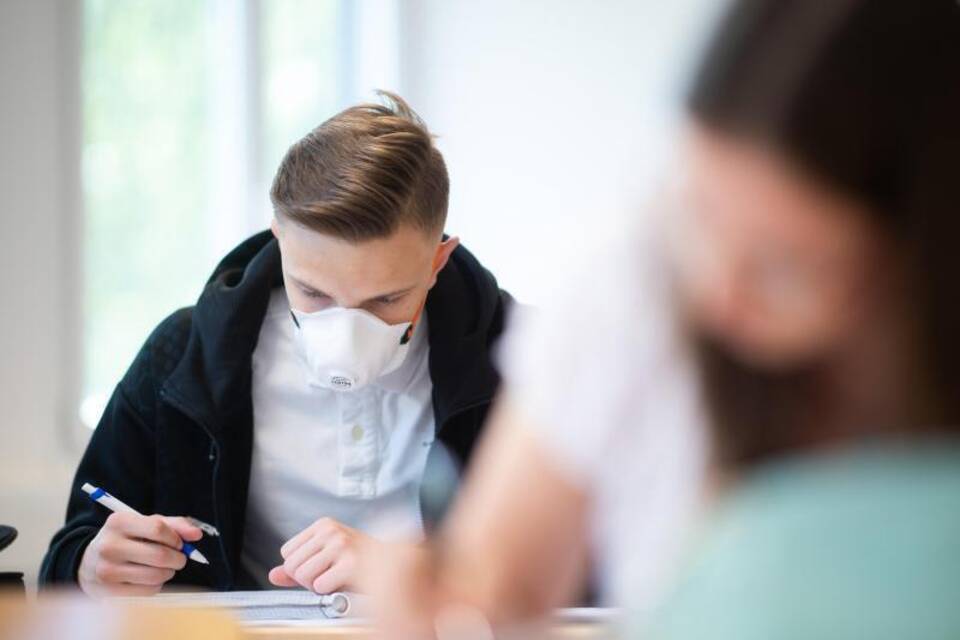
left=290, top=544, right=339, bottom=591
left=270, top=552, right=349, bottom=594
left=274, top=519, right=363, bottom=592
left=275, top=519, right=348, bottom=591
left=280, top=524, right=318, bottom=560
left=279, top=528, right=313, bottom=560
left=268, top=566, right=299, bottom=587
left=311, top=560, right=351, bottom=595
left=107, top=513, right=182, bottom=551
left=94, top=560, right=176, bottom=587
left=98, top=582, right=164, bottom=598
left=280, top=517, right=335, bottom=559
left=161, top=516, right=203, bottom=542
left=79, top=512, right=208, bottom=599
left=282, top=536, right=328, bottom=579
left=101, top=537, right=187, bottom=571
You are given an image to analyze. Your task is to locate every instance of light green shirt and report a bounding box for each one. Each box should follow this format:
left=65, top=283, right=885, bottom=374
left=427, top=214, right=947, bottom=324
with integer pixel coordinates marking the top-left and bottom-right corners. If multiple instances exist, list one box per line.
left=644, top=441, right=960, bottom=640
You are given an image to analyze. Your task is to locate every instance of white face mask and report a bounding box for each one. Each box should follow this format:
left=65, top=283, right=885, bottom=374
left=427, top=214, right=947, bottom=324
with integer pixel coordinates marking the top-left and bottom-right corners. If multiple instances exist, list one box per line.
left=290, top=306, right=415, bottom=391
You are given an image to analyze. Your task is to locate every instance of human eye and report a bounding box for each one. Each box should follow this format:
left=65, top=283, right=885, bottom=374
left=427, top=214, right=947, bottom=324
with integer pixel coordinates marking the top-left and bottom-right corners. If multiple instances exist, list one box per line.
left=374, top=295, right=402, bottom=306
left=302, top=288, right=331, bottom=301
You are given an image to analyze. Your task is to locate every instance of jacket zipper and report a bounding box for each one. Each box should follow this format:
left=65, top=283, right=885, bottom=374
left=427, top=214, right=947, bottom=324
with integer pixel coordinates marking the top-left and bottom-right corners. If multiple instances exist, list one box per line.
left=158, top=387, right=232, bottom=589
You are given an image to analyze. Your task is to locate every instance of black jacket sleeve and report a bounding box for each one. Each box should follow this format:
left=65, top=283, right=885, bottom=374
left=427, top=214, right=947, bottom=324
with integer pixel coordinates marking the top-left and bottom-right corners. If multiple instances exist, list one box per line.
left=38, top=385, right=158, bottom=586
left=38, top=311, right=188, bottom=587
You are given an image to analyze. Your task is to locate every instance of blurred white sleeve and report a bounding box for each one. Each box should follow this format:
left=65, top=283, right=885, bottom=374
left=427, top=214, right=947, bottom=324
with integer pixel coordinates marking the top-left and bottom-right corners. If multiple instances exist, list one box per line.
left=496, top=221, right=710, bottom=606
left=497, top=224, right=690, bottom=486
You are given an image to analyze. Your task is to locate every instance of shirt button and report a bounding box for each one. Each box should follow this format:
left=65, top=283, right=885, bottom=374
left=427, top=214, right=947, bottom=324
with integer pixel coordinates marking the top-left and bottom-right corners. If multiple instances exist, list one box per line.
left=351, top=424, right=364, bottom=442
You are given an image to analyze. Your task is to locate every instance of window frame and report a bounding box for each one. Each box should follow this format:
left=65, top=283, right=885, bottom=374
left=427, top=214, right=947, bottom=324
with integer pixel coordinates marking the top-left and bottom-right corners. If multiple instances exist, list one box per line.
left=69, top=0, right=403, bottom=445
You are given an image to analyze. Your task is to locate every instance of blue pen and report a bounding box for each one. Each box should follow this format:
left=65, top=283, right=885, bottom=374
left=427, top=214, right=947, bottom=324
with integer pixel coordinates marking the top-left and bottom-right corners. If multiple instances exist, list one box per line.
left=82, top=482, right=209, bottom=565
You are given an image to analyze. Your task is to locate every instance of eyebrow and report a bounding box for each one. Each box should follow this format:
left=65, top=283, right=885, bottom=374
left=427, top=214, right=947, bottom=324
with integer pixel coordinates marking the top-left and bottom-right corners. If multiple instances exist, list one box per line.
left=288, top=275, right=416, bottom=304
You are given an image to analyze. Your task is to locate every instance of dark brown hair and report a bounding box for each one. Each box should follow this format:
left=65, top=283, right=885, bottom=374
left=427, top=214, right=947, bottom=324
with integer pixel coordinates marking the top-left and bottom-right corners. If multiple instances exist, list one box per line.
left=270, top=90, right=449, bottom=241
left=687, top=0, right=960, bottom=467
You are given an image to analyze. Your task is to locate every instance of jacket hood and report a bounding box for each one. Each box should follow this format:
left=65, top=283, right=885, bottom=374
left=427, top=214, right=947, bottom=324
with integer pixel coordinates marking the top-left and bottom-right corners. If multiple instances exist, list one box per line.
left=164, top=229, right=508, bottom=432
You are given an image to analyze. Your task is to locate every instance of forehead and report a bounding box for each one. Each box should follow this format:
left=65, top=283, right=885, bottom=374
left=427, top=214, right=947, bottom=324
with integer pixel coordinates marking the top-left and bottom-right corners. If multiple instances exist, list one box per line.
left=684, top=125, right=874, bottom=256
left=277, top=222, right=438, bottom=295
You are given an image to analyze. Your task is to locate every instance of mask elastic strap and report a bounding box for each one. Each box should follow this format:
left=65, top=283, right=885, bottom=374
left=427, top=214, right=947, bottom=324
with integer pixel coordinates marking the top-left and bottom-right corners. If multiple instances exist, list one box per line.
left=400, top=249, right=445, bottom=345
left=400, top=298, right=427, bottom=345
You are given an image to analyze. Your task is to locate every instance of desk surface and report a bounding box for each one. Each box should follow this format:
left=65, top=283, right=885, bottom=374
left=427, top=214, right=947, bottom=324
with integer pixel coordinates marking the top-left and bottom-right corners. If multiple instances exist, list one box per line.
left=245, top=626, right=371, bottom=640
left=245, top=622, right=613, bottom=640
left=0, top=595, right=616, bottom=640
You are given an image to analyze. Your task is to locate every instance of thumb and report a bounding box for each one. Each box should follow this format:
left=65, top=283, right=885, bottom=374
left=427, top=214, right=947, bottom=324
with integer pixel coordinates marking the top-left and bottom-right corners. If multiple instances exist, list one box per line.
left=268, top=566, right=299, bottom=587
left=161, top=516, right=204, bottom=542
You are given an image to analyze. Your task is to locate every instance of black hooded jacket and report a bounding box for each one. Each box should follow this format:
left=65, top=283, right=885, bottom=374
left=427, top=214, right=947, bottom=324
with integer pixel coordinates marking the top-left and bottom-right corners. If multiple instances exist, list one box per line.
left=39, top=231, right=512, bottom=590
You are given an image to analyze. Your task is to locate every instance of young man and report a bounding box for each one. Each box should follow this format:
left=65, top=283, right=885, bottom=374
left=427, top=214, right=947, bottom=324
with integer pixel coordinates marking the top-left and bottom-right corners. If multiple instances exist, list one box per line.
left=39, top=93, right=512, bottom=596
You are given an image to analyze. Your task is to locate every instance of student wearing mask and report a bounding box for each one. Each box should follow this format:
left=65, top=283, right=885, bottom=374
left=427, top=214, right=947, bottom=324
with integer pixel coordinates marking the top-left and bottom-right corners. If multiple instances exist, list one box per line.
left=40, top=92, right=513, bottom=596
left=369, top=0, right=960, bottom=635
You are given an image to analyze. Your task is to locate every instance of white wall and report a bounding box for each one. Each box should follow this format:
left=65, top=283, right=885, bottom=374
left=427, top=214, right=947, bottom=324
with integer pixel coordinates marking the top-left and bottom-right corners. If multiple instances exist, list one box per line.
left=0, top=0, right=82, bottom=589
left=398, top=0, right=720, bottom=304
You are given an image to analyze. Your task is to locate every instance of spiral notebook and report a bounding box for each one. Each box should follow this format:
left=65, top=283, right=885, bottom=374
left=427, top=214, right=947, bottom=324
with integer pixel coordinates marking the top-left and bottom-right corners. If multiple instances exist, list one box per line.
left=118, top=590, right=617, bottom=627
left=118, top=590, right=369, bottom=622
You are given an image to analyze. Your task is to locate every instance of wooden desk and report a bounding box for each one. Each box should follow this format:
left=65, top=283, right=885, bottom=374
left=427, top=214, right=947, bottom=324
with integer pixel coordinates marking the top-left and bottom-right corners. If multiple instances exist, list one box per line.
left=0, top=594, right=616, bottom=640
left=244, top=621, right=614, bottom=640
left=245, top=626, right=372, bottom=640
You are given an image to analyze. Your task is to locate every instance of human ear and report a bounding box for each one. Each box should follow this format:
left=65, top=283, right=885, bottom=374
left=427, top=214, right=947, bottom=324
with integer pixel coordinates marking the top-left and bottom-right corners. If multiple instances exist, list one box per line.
left=428, top=236, right=460, bottom=289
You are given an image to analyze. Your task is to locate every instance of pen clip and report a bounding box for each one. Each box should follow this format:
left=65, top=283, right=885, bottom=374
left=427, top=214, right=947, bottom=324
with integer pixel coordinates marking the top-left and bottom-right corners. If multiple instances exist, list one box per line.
left=187, top=516, right=220, bottom=537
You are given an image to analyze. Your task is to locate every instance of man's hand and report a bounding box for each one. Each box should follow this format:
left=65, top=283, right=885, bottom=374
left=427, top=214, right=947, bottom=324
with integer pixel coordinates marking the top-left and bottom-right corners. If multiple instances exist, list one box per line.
left=268, top=518, right=379, bottom=593
left=78, top=512, right=203, bottom=598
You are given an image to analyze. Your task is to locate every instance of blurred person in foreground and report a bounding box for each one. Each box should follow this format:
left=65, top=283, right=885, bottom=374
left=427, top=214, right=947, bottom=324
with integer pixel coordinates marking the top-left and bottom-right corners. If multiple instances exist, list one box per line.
left=367, top=1, right=960, bottom=637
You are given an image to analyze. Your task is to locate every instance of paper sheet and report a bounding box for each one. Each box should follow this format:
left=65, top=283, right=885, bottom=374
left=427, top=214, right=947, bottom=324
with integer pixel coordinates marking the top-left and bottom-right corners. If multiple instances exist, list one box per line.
left=116, top=591, right=617, bottom=627
left=117, top=590, right=368, bottom=622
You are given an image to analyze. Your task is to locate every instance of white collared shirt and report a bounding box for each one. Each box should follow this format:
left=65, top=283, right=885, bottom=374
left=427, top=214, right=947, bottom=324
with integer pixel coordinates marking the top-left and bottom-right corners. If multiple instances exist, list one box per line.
left=241, top=288, right=435, bottom=587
